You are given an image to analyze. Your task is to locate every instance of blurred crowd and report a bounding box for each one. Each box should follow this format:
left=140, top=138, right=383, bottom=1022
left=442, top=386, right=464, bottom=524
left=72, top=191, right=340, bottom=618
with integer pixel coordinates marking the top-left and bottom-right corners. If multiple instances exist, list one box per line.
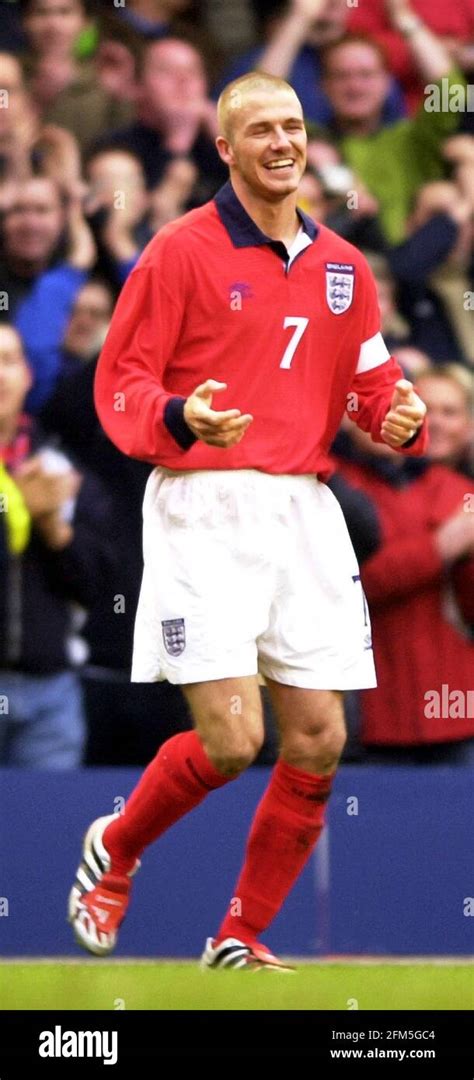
left=0, top=0, right=473, bottom=769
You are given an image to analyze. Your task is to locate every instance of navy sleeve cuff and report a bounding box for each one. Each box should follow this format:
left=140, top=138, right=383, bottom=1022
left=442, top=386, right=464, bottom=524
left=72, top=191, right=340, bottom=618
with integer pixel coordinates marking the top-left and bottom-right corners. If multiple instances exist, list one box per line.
left=163, top=396, right=197, bottom=450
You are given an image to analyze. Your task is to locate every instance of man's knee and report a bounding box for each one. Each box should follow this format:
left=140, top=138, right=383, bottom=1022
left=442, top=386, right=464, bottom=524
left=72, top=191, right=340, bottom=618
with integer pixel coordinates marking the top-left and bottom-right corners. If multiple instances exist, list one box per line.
left=197, top=711, right=264, bottom=777
left=282, top=715, right=346, bottom=773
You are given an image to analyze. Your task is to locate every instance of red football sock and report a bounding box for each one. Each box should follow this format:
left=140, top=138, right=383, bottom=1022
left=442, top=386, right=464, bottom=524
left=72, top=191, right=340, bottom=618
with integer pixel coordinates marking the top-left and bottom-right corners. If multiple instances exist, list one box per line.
left=216, top=759, right=334, bottom=946
left=102, top=731, right=230, bottom=877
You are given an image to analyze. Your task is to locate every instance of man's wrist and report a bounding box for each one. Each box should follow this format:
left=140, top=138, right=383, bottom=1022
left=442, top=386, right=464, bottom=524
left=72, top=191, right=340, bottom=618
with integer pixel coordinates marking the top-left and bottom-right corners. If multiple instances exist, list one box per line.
left=163, top=396, right=197, bottom=450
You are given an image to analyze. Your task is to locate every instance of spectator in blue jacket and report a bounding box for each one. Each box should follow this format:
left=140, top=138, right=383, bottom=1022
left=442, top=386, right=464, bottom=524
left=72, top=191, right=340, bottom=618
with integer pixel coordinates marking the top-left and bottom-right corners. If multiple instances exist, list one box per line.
left=1, top=175, right=96, bottom=410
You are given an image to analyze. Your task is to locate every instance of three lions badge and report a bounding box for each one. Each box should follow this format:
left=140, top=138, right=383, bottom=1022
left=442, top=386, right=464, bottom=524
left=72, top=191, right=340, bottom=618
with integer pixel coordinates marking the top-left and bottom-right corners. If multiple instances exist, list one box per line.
left=325, top=262, right=355, bottom=315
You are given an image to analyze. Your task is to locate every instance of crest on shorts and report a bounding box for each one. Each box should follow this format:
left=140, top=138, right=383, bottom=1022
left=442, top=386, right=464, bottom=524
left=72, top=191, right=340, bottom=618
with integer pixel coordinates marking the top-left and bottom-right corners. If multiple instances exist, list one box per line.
left=325, top=262, right=355, bottom=314
left=162, top=618, right=186, bottom=656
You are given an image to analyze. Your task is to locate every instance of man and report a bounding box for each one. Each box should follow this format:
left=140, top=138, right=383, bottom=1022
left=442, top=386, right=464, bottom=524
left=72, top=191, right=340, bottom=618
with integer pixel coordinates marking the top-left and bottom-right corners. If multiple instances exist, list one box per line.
left=69, top=72, right=427, bottom=970
left=317, top=0, right=465, bottom=243
left=93, top=37, right=227, bottom=198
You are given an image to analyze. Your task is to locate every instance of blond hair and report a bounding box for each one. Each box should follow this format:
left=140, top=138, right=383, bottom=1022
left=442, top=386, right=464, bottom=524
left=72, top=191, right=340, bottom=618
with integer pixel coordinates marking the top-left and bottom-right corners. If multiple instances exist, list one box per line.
left=217, top=72, right=301, bottom=140
left=418, top=363, right=473, bottom=408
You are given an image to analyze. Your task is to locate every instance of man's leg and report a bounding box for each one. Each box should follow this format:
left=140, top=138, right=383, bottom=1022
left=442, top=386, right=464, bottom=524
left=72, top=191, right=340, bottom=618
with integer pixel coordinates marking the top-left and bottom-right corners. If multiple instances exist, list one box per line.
left=216, top=684, right=345, bottom=946
left=70, top=675, right=264, bottom=954
left=98, top=675, right=264, bottom=875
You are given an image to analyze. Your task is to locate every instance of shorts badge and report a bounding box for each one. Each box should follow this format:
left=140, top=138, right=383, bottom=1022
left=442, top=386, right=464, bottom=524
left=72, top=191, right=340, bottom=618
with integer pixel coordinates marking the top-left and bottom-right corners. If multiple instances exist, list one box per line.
left=325, top=262, right=355, bottom=314
left=162, top=618, right=186, bottom=656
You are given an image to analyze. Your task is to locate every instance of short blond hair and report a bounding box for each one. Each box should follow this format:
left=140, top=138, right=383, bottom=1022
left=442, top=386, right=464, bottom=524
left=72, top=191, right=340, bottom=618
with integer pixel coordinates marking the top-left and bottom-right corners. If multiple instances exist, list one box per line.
left=418, top=363, right=473, bottom=408
left=217, top=71, right=301, bottom=140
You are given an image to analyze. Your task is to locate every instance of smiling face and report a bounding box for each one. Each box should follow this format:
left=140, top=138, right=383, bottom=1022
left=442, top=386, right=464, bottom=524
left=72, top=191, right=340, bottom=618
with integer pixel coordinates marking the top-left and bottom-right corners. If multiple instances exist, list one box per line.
left=140, top=38, right=207, bottom=116
left=216, top=87, right=307, bottom=202
left=3, top=178, right=64, bottom=271
left=323, top=41, right=390, bottom=126
left=416, top=374, right=473, bottom=467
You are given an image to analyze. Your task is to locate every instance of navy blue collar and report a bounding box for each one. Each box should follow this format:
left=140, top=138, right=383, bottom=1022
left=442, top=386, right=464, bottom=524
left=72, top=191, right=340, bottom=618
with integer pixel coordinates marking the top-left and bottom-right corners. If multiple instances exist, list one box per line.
left=214, top=180, right=317, bottom=257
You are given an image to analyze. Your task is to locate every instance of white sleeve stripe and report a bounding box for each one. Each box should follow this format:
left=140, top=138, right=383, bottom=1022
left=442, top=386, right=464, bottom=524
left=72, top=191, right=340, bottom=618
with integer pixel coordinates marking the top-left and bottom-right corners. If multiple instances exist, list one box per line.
left=356, top=331, right=390, bottom=374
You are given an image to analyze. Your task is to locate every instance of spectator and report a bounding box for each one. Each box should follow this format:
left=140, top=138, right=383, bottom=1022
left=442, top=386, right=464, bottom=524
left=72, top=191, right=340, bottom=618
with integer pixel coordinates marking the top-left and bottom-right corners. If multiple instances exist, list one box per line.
left=1, top=176, right=96, bottom=409
left=0, top=176, right=67, bottom=318
left=333, top=421, right=474, bottom=763
left=96, top=0, right=219, bottom=91
left=319, top=1, right=465, bottom=242
left=388, top=179, right=473, bottom=363
left=93, top=37, right=227, bottom=199
left=416, top=365, right=473, bottom=478
left=19, top=0, right=132, bottom=154
left=349, top=0, right=474, bottom=114
left=0, top=53, right=38, bottom=198
left=60, top=278, right=114, bottom=376
left=84, top=148, right=151, bottom=284
left=0, top=323, right=115, bottom=767
left=215, top=0, right=406, bottom=126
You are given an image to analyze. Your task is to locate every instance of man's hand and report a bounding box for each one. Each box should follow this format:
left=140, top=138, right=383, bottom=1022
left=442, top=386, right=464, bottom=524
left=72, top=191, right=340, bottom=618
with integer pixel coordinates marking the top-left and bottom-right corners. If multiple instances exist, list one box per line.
left=434, top=506, right=474, bottom=564
left=381, top=379, right=427, bottom=448
left=183, top=380, right=253, bottom=448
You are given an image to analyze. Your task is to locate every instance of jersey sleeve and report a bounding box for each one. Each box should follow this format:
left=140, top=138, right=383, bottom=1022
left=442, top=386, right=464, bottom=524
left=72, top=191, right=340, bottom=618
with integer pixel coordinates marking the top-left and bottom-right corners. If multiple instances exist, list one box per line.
left=94, top=251, right=190, bottom=462
left=346, top=259, right=428, bottom=456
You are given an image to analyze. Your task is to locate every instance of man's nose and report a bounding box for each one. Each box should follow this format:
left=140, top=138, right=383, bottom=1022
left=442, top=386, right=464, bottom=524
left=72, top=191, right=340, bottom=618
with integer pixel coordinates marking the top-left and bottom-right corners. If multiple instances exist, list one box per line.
left=269, top=126, right=292, bottom=150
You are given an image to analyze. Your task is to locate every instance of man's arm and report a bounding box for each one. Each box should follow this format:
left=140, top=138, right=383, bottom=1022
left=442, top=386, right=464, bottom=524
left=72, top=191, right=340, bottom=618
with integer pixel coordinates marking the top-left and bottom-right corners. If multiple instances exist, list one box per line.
left=348, top=359, right=427, bottom=453
left=347, top=260, right=427, bottom=453
left=256, top=0, right=325, bottom=81
left=385, top=0, right=454, bottom=83
left=94, top=261, right=188, bottom=461
left=94, top=253, right=252, bottom=461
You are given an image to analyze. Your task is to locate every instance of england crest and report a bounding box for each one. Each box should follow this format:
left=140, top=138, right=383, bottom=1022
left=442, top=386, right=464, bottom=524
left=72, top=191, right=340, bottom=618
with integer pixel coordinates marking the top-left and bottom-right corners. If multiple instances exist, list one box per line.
left=162, top=618, right=186, bottom=656
left=325, top=262, right=355, bottom=315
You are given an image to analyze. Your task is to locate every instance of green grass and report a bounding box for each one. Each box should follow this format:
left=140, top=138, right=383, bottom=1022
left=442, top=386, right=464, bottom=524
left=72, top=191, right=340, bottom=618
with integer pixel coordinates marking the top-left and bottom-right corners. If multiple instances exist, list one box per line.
left=1, top=961, right=473, bottom=1011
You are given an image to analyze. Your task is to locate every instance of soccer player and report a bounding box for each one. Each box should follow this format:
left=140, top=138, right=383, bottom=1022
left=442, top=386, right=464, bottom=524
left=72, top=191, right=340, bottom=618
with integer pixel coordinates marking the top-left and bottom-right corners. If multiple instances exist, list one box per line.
left=69, top=73, right=427, bottom=970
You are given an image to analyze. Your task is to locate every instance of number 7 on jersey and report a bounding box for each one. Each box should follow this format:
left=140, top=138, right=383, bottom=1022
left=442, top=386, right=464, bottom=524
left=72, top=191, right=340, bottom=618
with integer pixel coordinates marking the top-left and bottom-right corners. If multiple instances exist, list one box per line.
left=279, top=317, right=309, bottom=369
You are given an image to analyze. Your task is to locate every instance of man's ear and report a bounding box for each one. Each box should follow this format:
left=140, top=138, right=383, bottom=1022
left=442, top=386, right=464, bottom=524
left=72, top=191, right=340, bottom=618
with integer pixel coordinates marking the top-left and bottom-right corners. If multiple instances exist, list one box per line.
left=215, top=135, right=235, bottom=167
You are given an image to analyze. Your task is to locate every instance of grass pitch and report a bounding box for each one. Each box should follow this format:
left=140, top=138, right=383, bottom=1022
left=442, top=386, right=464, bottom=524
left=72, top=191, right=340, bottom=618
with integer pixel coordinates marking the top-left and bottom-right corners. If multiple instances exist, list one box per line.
left=1, top=959, right=473, bottom=1011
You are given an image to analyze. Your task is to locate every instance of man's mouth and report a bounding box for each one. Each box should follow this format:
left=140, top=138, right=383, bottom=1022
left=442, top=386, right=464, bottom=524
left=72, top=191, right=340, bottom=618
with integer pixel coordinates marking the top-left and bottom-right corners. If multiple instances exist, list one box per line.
left=264, top=159, right=295, bottom=171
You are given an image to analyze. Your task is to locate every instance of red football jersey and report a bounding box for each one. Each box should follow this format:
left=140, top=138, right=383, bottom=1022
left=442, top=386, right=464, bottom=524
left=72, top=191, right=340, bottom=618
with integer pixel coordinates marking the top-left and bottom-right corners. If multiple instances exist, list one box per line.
left=94, top=182, right=427, bottom=476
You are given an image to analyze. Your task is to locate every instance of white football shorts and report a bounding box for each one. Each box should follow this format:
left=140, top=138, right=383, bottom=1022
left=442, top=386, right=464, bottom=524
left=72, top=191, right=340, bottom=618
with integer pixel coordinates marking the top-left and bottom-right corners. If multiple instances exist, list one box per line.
left=131, top=468, right=377, bottom=690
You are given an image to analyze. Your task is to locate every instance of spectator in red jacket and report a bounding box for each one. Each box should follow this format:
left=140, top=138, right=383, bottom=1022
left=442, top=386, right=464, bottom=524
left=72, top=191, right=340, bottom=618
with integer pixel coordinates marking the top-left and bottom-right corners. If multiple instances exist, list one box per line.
left=334, top=421, right=474, bottom=763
